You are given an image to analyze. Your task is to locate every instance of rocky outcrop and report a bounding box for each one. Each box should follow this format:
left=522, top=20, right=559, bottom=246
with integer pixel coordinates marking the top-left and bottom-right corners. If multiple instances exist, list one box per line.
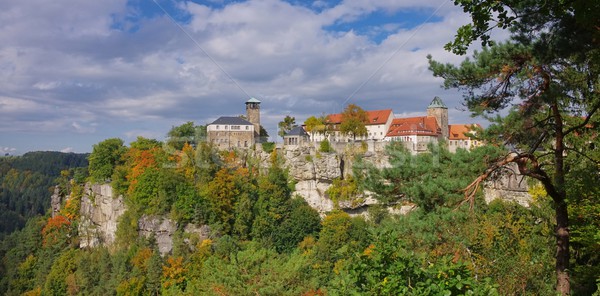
left=484, top=164, right=532, bottom=207
left=267, top=144, right=390, bottom=214
left=78, top=183, right=211, bottom=254
left=138, top=216, right=177, bottom=254
left=50, top=186, right=62, bottom=217
left=79, top=184, right=127, bottom=248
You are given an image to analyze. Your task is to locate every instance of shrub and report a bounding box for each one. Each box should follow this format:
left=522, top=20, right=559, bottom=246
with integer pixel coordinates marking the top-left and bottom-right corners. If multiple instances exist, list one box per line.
left=319, top=139, right=333, bottom=153
left=262, top=142, right=275, bottom=153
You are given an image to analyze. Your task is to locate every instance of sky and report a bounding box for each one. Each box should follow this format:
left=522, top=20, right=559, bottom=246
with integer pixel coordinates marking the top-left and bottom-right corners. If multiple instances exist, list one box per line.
left=0, top=0, right=489, bottom=155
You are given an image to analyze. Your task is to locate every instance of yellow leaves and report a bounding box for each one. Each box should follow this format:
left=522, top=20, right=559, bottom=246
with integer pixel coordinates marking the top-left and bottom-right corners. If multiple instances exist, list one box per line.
left=162, top=256, right=187, bottom=289
left=131, top=248, right=153, bottom=271
left=528, top=183, right=549, bottom=202
left=299, top=236, right=316, bottom=256
left=196, top=239, right=213, bottom=260
left=21, top=287, right=42, bottom=296
left=333, top=258, right=346, bottom=275
left=116, top=276, right=145, bottom=296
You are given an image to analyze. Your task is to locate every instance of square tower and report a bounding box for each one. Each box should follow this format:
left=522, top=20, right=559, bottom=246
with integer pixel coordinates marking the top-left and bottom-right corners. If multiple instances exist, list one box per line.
left=245, top=97, right=261, bottom=140
left=427, top=96, right=449, bottom=140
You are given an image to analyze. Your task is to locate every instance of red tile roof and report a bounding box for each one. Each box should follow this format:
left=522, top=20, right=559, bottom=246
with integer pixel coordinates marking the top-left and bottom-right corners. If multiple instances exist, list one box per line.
left=386, top=116, right=441, bottom=137
left=448, top=124, right=481, bottom=140
left=326, top=109, right=393, bottom=125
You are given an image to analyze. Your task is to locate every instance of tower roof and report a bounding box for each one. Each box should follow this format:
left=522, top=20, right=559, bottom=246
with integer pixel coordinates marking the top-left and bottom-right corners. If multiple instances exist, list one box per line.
left=246, top=97, right=261, bottom=104
left=427, top=96, right=447, bottom=109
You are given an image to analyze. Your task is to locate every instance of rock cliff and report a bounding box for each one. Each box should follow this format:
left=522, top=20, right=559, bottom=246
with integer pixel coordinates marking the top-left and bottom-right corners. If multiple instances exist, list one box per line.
left=77, top=184, right=209, bottom=254
left=79, top=184, right=126, bottom=248
left=72, top=144, right=531, bottom=254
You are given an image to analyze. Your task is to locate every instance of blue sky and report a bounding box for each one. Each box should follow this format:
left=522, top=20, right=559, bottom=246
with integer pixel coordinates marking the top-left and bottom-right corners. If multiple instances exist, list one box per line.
left=0, top=0, right=484, bottom=154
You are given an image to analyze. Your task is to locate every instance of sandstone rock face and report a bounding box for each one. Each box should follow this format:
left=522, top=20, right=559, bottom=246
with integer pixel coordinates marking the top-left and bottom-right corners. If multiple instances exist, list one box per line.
left=483, top=164, right=532, bottom=207
left=271, top=145, right=390, bottom=215
left=78, top=183, right=211, bottom=255
left=79, top=184, right=127, bottom=248
left=138, top=215, right=177, bottom=255
left=50, top=186, right=62, bottom=217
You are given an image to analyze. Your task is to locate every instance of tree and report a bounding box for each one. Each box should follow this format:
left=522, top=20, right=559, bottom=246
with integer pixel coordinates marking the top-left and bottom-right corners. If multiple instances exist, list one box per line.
left=167, top=121, right=206, bottom=150
left=278, top=115, right=296, bottom=138
left=340, top=104, right=368, bottom=141
left=361, top=142, right=503, bottom=212
left=304, top=115, right=326, bottom=141
left=428, top=1, right=600, bottom=293
left=88, top=138, right=126, bottom=183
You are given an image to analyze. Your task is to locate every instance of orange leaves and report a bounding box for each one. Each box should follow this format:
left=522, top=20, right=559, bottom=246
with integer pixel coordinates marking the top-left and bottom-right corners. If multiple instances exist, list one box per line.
left=41, top=215, right=71, bottom=246
left=124, top=147, right=163, bottom=195
left=363, top=244, right=376, bottom=258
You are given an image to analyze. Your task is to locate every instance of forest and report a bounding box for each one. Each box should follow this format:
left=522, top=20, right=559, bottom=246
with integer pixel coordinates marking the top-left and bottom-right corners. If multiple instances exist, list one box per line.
left=0, top=151, right=88, bottom=234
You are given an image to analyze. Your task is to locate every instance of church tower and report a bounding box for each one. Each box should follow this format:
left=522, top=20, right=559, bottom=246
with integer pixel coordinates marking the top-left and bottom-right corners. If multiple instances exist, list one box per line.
left=427, top=96, right=449, bottom=139
left=245, top=97, right=261, bottom=140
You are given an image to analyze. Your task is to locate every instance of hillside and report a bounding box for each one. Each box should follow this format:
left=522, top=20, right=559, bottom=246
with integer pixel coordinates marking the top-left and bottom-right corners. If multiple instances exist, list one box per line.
left=0, top=152, right=88, bottom=234
left=0, top=138, right=597, bottom=295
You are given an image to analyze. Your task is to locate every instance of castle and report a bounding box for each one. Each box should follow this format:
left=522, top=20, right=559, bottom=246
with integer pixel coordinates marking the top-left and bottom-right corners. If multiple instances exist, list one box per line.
left=208, top=97, right=482, bottom=153
left=206, top=98, right=261, bottom=149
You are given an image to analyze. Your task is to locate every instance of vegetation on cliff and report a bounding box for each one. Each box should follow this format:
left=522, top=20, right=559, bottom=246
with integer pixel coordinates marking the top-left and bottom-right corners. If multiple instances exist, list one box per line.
left=3, top=136, right=597, bottom=295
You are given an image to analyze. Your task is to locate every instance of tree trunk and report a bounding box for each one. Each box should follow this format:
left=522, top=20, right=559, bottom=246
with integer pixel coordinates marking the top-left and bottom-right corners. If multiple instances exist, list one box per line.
left=552, top=103, right=570, bottom=295
left=555, top=201, right=570, bottom=295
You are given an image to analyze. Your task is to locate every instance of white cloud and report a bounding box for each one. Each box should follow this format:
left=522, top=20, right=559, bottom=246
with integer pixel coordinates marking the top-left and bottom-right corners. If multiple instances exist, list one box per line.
left=60, top=147, right=74, bottom=153
left=0, top=0, right=491, bottom=152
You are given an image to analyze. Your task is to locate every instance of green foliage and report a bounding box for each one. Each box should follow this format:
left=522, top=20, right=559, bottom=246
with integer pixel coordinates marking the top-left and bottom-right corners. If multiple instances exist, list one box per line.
left=312, top=211, right=369, bottom=266
left=326, top=176, right=361, bottom=207
left=331, top=228, right=498, bottom=295
left=0, top=152, right=87, bottom=234
left=88, top=138, right=126, bottom=183
left=319, top=138, right=333, bottom=153
left=272, top=198, right=321, bottom=253
left=167, top=121, right=198, bottom=150
left=363, top=142, right=503, bottom=211
left=43, top=249, right=78, bottom=296
left=261, top=141, right=275, bottom=153
left=252, top=156, right=293, bottom=247
left=339, top=104, right=368, bottom=140
left=278, top=115, right=296, bottom=138
left=186, top=242, right=318, bottom=295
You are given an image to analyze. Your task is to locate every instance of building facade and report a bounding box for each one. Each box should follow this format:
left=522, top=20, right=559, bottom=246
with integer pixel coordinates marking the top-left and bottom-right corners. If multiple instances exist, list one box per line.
left=207, top=117, right=255, bottom=149
left=283, top=126, right=310, bottom=146
left=311, top=109, right=394, bottom=142
left=448, top=124, right=483, bottom=152
left=207, top=98, right=262, bottom=149
left=385, top=116, right=442, bottom=153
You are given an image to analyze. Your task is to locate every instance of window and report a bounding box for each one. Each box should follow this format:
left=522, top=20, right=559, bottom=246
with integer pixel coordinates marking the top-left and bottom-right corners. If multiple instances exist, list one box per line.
left=231, top=125, right=240, bottom=130
left=216, top=125, right=219, bottom=130
left=244, top=141, right=248, bottom=147
left=245, top=126, right=249, bottom=130
left=225, top=125, right=228, bottom=129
